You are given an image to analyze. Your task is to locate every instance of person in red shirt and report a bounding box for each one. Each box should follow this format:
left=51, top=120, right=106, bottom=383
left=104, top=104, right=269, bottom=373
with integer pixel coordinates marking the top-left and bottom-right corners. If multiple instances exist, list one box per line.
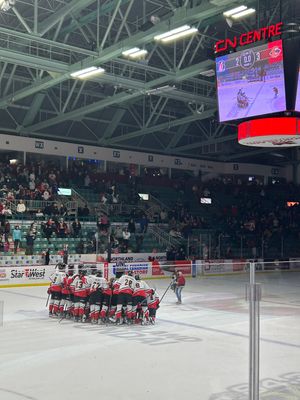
left=175, top=271, right=185, bottom=304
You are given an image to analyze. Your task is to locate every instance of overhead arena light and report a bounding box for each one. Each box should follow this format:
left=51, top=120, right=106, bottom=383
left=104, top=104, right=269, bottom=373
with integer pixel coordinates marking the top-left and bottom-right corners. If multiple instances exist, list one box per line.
left=231, top=8, right=255, bottom=19
left=146, top=85, right=176, bottom=95
left=154, top=25, right=198, bottom=42
left=122, top=47, right=148, bottom=59
left=200, top=69, right=215, bottom=77
left=0, top=0, right=15, bottom=11
left=223, top=5, right=247, bottom=17
left=70, top=66, right=105, bottom=79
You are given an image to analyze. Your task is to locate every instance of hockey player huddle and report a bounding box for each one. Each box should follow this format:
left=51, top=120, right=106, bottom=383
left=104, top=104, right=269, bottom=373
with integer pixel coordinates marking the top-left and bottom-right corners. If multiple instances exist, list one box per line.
left=47, top=263, right=159, bottom=325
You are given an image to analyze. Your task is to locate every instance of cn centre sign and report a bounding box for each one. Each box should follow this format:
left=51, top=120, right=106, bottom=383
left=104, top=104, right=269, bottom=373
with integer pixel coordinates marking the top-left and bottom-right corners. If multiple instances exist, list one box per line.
left=215, top=22, right=283, bottom=54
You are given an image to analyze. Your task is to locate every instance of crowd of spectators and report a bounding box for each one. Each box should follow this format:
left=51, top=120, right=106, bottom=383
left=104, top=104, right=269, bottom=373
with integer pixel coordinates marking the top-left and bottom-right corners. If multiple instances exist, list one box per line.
left=1, top=157, right=300, bottom=259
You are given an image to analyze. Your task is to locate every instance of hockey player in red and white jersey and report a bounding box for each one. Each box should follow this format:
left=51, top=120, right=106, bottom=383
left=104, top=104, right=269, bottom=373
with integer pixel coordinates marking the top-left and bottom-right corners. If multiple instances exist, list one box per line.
left=88, top=268, right=108, bottom=323
left=100, top=277, right=114, bottom=323
left=146, top=289, right=160, bottom=324
left=59, top=264, right=75, bottom=318
left=132, top=274, right=151, bottom=324
left=48, top=262, right=66, bottom=316
left=114, top=270, right=136, bottom=324
left=70, top=269, right=90, bottom=322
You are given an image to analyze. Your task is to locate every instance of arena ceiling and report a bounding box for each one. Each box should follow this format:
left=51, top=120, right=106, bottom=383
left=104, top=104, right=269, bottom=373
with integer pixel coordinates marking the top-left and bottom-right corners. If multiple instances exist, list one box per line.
left=0, top=0, right=299, bottom=166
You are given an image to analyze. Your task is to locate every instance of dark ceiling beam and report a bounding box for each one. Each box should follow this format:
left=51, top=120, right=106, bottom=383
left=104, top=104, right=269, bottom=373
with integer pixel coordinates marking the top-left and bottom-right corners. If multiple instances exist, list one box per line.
left=108, top=109, right=216, bottom=145
left=23, top=60, right=215, bottom=133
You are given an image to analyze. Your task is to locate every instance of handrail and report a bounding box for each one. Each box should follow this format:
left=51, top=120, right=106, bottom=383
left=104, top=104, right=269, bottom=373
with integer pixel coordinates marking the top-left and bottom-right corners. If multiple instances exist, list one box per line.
left=148, top=225, right=182, bottom=248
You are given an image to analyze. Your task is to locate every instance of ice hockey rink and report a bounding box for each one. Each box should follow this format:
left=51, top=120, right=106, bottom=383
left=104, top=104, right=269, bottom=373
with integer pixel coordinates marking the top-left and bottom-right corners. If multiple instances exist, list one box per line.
left=0, top=272, right=300, bottom=400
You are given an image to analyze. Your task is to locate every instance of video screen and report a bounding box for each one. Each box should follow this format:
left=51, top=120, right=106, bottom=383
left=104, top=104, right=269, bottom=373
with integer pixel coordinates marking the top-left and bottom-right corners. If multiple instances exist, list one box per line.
left=287, top=201, right=299, bottom=207
left=200, top=197, right=212, bottom=204
left=58, top=188, right=72, bottom=196
left=216, top=40, right=286, bottom=122
left=138, top=193, right=149, bottom=201
left=295, top=67, right=300, bottom=112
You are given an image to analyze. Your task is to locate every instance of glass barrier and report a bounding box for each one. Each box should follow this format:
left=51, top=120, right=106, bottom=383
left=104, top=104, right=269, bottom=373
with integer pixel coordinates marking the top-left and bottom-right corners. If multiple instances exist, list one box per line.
left=255, top=259, right=300, bottom=399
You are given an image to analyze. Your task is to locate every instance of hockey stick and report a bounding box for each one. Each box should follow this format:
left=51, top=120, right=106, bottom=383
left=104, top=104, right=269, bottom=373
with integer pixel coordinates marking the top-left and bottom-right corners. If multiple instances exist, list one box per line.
left=158, top=281, right=173, bottom=305
left=45, top=292, right=50, bottom=308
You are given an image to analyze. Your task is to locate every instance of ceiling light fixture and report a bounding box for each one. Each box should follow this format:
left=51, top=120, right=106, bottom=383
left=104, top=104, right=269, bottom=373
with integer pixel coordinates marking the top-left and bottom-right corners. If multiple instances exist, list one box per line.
left=70, top=66, right=105, bottom=79
left=231, top=8, right=255, bottom=19
left=200, top=69, right=215, bottom=77
left=223, top=5, right=247, bottom=17
left=154, top=25, right=198, bottom=42
left=0, top=0, right=15, bottom=11
left=122, top=48, right=148, bottom=58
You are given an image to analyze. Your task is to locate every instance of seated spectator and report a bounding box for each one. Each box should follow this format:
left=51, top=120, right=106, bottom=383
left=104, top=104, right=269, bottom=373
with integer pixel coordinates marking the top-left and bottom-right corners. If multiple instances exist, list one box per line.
left=160, top=209, right=168, bottom=223
left=59, top=203, right=67, bottom=217
left=82, top=204, right=90, bottom=217
left=169, top=228, right=182, bottom=239
left=35, top=209, right=44, bottom=219
left=112, top=193, right=119, bottom=204
left=114, top=225, right=123, bottom=241
left=76, top=240, right=84, bottom=254
left=2, top=202, right=12, bottom=216
left=98, top=214, right=109, bottom=232
left=16, top=200, right=26, bottom=214
left=100, top=194, right=108, bottom=205
left=72, top=219, right=82, bottom=237
left=43, top=189, right=50, bottom=201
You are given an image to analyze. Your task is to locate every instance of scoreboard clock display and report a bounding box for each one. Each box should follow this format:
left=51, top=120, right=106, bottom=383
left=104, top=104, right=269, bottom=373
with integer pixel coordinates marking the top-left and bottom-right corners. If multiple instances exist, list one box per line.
left=216, top=40, right=286, bottom=122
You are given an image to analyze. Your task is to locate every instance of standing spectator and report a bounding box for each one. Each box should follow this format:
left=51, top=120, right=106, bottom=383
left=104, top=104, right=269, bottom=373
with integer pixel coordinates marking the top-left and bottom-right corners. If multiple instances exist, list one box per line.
left=4, top=221, right=10, bottom=240
left=12, top=225, right=22, bottom=254
left=44, top=248, right=50, bottom=265
left=62, top=244, right=69, bottom=264
left=175, top=271, right=185, bottom=304
left=72, top=219, right=82, bottom=237
left=57, top=218, right=68, bottom=238
left=127, top=218, right=136, bottom=234
left=82, top=204, right=90, bottom=217
left=43, top=218, right=55, bottom=241
left=139, top=214, right=149, bottom=234
left=43, top=189, right=50, bottom=201
left=122, top=228, right=131, bottom=251
left=26, top=229, right=36, bottom=255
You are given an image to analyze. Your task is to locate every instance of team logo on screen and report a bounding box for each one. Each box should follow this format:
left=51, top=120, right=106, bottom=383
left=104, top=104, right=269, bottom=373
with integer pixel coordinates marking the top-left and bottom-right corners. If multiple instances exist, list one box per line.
left=217, top=61, right=225, bottom=72
left=269, top=46, right=282, bottom=59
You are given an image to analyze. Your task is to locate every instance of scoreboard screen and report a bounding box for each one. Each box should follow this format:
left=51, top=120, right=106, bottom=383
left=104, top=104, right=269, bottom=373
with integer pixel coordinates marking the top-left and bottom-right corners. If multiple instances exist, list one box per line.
left=295, top=67, right=300, bottom=112
left=216, top=40, right=286, bottom=122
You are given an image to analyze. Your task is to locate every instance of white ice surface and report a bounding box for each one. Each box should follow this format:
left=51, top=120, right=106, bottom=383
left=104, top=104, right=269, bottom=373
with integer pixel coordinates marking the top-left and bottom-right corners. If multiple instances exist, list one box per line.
left=0, top=273, right=300, bottom=400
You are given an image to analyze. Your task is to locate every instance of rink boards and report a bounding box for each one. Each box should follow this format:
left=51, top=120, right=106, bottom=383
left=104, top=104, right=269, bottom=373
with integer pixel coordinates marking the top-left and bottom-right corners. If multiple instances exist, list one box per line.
left=1, top=258, right=300, bottom=288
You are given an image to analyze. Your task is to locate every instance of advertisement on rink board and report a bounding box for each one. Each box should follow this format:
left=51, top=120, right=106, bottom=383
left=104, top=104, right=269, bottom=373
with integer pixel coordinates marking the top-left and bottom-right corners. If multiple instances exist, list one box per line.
left=97, top=252, right=166, bottom=263
left=0, top=265, right=56, bottom=287
left=152, top=260, right=192, bottom=277
left=202, top=259, right=247, bottom=275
